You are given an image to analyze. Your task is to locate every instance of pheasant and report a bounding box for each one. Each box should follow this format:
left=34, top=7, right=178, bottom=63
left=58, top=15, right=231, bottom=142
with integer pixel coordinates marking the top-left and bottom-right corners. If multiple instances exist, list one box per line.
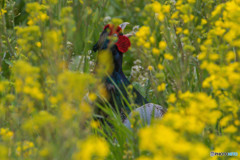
left=93, top=23, right=166, bottom=124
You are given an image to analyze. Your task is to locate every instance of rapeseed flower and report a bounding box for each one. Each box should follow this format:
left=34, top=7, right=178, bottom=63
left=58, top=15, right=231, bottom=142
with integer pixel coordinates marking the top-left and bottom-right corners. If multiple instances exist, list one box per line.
left=164, top=53, right=174, bottom=60
left=16, top=141, right=36, bottom=158
left=0, top=128, right=14, bottom=141
left=157, top=64, right=164, bottom=70
left=152, top=48, right=160, bottom=55
left=0, top=0, right=240, bottom=159
left=167, top=93, right=176, bottom=103
left=72, top=136, right=109, bottom=160
left=158, top=41, right=167, bottom=50
left=147, top=65, right=153, bottom=71
left=157, top=83, right=166, bottom=91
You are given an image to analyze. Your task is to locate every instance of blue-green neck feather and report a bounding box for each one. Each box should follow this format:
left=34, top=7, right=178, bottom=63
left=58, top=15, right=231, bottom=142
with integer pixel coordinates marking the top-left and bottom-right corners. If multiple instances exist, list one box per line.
left=93, top=38, right=148, bottom=116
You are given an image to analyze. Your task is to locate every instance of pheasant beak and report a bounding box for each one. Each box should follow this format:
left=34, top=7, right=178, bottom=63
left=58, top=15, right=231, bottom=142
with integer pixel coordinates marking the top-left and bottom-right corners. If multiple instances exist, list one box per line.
left=119, top=22, right=130, bottom=32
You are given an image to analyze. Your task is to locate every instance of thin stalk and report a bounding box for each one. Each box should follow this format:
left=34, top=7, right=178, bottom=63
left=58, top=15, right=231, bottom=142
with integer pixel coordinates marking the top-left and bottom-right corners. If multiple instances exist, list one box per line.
left=2, top=13, right=15, bottom=58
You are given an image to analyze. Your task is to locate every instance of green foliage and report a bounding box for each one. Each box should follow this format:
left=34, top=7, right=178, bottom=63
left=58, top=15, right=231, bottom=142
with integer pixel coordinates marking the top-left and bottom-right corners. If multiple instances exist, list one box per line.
left=0, top=0, right=239, bottom=159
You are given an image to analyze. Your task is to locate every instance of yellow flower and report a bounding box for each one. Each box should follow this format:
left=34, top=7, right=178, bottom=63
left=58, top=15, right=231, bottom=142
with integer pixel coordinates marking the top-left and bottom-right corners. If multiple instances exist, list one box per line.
left=171, top=11, right=179, bottom=19
left=214, top=27, right=225, bottom=36
left=202, top=78, right=211, bottom=88
left=162, top=5, right=170, bottom=13
left=159, top=41, right=167, bottom=50
left=198, top=52, right=206, bottom=60
left=226, top=51, right=235, bottom=62
left=158, top=12, right=165, bottom=21
left=31, top=87, right=44, bottom=100
left=236, top=136, right=240, bottom=142
left=197, top=38, right=201, bottom=43
left=209, top=53, right=219, bottom=61
left=144, top=42, right=151, bottom=48
left=27, top=20, right=34, bottom=26
left=181, top=14, right=192, bottom=23
left=152, top=1, right=161, bottom=13
left=136, top=26, right=150, bottom=39
left=187, top=0, right=196, bottom=4
left=152, top=48, right=160, bottom=55
left=136, top=26, right=151, bottom=46
left=73, top=136, right=109, bottom=160
left=205, top=39, right=212, bottom=45
left=36, top=42, right=41, bottom=47
left=223, top=125, right=237, bottom=133
left=1, top=9, right=7, bottom=14
left=176, top=27, right=182, bottom=34
left=90, top=120, right=100, bottom=129
left=0, top=128, right=14, bottom=141
left=234, top=120, right=240, bottom=126
left=157, top=64, right=164, bottom=70
left=137, top=38, right=145, bottom=46
left=40, top=13, right=48, bottom=21
left=0, top=9, right=7, bottom=16
left=183, top=29, right=189, bottom=35
left=150, top=36, right=155, bottom=44
left=168, top=93, right=176, bottom=103
left=88, top=93, right=97, bottom=101
left=220, top=115, right=232, bottom=126
left=164, top=53, right=174, bottom=60
left=16, top=141, right=35, bottom=157
left=211, top=4, right=224, bottom=17
left=148, top=65, right=153, bottom=71
left=157, top=83, right=166, bottom=92
left=201, top=19, right=207, bottom=25
left=50, top=96, right=58, bottom=104
left=209, top=133, right=215, bottom=140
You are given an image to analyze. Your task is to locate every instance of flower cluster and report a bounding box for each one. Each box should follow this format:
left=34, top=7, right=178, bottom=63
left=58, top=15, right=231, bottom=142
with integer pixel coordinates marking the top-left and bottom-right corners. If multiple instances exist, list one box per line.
left=0, top=0, right=239, bottom=159
left=0, top=128, right=14, bottom=142
left=73, top=136, right=109, bottom=160
left=0, top=1, right=109, bottom=159
left=132, top=0, right=240, bottom=159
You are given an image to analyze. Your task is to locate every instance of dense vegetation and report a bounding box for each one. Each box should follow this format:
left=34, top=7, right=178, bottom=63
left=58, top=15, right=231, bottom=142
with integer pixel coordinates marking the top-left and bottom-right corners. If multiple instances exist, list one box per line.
left=0, top=0, right=239, bottom=159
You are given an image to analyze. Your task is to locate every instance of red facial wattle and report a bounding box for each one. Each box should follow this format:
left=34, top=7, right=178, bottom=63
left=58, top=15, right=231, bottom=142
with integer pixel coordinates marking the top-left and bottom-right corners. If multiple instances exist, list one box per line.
left=115, top=35, right=131, bottom=53
left=103, top=24, right=131, bottom=53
